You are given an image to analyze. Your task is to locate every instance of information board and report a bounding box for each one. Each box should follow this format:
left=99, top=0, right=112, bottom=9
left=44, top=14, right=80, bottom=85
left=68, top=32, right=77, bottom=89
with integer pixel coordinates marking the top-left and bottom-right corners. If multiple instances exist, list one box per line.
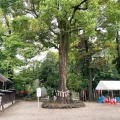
left=37, top=88, right=41, bottom=97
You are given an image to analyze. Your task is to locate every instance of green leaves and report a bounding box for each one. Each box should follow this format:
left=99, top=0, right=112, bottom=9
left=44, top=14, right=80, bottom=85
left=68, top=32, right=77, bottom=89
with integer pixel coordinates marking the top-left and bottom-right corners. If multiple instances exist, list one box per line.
left=67, top=73, right=82, bottom=91
left=38, top=51, right=59, bottom=89
left=0, top=0, right=120, bottom=95
left=22, top=47, right=38, bottom=59
left=11, top=16, right=29, bottom=34
left=104, top=0, right=120, bottom=23
left=2, top=34, right=25, bottom=57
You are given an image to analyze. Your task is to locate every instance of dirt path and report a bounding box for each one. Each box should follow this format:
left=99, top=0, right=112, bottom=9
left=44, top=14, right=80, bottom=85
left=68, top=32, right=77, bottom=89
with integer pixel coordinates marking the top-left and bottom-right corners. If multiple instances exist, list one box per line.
left=0, top=101, right=120, bottom=120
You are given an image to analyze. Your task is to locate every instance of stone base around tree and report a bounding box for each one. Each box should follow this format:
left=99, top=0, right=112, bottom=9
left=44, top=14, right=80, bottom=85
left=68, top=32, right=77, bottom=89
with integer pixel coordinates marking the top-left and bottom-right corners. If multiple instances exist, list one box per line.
left=41, top=101, right=86, bottom=109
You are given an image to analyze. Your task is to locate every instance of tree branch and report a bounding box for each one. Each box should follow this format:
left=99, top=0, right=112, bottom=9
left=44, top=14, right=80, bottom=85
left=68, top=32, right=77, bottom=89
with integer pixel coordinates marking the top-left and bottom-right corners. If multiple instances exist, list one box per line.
left=31, top=0, right=39, bottom=18
left=69, top=0, right=88, bottom=25
left=23, top=9, right=38, bottom=18
left=65, top=28, right=82, bottom=34
left=3, top=14, right=11, bottom=34
left=23, top=0, right=39, bottom=18
left=49, top=27, right=59, bottom=35
left=74, top=0, right=88, bottom=11
left=48, top=42, right=59, bottom=50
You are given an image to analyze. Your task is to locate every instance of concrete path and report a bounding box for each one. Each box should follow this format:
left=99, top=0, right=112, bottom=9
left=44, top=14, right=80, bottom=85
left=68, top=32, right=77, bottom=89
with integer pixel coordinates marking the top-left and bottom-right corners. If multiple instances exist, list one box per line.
left=0, top=101, right=120, bottom=120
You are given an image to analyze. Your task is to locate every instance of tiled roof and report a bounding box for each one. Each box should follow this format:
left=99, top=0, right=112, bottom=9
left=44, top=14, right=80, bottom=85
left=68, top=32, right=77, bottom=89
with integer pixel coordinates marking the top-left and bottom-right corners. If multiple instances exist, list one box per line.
left=0, top=74, right=12, bottom=83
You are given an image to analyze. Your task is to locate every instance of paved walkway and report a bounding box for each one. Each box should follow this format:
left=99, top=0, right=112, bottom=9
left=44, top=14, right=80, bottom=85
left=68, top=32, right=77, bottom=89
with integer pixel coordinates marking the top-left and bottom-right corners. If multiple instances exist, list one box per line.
left=0, top=101, right=120, bottom=120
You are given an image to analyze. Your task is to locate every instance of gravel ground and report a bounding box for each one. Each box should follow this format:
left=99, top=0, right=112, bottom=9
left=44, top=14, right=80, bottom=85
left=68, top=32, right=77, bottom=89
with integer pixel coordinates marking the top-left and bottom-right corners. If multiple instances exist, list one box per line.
left=0, top=101, right=120, bottom=120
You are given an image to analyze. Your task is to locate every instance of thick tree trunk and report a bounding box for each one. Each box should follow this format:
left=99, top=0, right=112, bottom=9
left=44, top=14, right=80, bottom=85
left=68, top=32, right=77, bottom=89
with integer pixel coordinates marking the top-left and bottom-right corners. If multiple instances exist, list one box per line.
left=84, top=39, right=93, bottom=101
left=88, top=68, right=93, bottom=101
left=57, top=31, right=69, bottom=103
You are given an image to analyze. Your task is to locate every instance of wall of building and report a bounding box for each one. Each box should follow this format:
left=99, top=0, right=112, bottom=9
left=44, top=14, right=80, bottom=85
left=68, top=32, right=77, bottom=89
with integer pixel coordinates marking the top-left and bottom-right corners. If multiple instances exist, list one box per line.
left=0, top=90, right=15, bottom=104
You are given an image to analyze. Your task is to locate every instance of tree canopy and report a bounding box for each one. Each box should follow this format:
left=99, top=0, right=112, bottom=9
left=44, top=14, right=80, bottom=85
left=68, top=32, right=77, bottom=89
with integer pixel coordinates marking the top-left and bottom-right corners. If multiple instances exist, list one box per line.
left=0, top=0, right=120, bottom=102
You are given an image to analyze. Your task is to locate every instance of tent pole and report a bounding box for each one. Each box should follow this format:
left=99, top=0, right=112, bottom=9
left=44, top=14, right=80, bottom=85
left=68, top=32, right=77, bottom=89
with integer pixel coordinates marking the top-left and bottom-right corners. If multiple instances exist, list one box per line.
left=111, top=91, right=113, bottom=98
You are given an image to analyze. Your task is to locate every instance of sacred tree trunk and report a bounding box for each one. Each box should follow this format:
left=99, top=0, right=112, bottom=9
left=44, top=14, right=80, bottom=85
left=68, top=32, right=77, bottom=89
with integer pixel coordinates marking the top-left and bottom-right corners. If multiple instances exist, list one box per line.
left=57, top=31, right=69, bottom=103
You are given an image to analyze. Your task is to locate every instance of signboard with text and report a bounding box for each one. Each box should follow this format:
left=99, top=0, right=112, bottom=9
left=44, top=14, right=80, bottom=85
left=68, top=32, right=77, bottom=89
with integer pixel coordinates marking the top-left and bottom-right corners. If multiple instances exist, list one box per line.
left=37, top=88, right=41, bottom=97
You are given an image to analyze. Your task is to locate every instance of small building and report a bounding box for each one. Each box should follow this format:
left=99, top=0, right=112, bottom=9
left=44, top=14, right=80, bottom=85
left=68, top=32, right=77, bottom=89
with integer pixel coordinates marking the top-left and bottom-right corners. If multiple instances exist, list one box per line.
left=0, top=74, right=13, bottom=89
left=0, top=74, right=15, bottom=111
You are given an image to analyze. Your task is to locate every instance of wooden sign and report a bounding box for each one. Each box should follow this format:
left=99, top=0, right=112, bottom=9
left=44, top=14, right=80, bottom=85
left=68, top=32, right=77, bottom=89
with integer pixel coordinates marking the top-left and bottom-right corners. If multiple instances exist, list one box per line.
left=37, top=88, right=41, bottom=97
left=36, top=88, right=41, bottom=108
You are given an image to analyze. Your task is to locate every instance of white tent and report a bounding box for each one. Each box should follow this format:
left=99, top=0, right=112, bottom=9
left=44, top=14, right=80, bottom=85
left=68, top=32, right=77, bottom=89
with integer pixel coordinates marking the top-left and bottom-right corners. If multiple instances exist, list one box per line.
left=96, top=81, right=120, bottom=90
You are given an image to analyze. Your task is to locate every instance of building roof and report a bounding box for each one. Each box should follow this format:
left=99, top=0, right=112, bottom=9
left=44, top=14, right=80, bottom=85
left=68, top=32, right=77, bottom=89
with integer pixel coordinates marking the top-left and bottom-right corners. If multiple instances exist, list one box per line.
left=96, top=81, right=120, bottom=90
left=0, top=74, right=12, bottom=83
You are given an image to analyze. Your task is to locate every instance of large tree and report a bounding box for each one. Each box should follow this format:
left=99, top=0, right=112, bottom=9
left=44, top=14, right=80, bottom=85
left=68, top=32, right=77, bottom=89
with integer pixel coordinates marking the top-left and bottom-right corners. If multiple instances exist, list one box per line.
left=0, top=0, right=43, bottom=79
left=38, top=0, right=100, bottom=103
left=0, top=0, right=101, bottom=103
left=104, top=0, right=120, bottom=74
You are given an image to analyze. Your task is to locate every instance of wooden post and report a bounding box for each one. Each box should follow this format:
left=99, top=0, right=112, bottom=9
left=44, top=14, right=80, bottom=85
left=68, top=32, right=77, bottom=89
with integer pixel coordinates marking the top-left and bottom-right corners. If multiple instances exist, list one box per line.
left=0, top=96, right=4, bottom=112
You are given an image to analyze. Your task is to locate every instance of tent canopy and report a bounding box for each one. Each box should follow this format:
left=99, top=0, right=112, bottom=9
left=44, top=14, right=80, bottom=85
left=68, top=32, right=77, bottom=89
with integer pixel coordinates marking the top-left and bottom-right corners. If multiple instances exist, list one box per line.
left=96, top=81, right=120, bottom=90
